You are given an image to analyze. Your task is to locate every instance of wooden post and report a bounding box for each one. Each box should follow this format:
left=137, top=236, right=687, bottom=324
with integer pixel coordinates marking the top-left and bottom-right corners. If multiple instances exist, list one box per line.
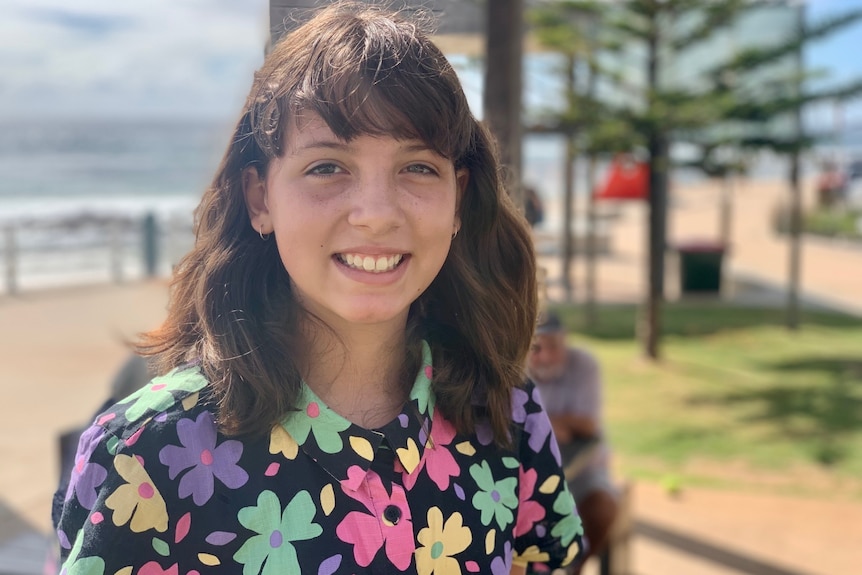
left=142, top=213, right=159, bottom=278
left=110, top=218, right=124, bottom=283
left=4, top=226, right=17, bottom=295
left=483, top=0, right=525, bottom=205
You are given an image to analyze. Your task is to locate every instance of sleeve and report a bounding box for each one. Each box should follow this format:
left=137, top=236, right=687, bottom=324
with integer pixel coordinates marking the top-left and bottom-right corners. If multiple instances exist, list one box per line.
left=510, top=382, right=586, bottom=571
left=56, top=417, right=173, bottom=573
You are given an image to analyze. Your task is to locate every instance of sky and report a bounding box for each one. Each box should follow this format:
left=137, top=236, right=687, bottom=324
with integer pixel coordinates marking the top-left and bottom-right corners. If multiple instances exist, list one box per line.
left=0, top=0, right=270, bottom=120
left=1, top=0, right=860, bottom=124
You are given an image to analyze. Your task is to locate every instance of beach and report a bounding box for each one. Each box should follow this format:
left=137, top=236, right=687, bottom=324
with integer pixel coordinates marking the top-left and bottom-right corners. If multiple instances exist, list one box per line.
left=0, top=281, right=170, bottom=535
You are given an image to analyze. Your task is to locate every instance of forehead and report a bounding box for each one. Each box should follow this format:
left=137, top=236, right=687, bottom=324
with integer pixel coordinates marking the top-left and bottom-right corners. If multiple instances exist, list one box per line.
left=284, top=111, right=435, bottom=155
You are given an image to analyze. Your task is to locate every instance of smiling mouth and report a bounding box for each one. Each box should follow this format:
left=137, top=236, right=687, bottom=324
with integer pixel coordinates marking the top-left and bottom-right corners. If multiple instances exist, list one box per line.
left=337, top=253, right=404, bottom=273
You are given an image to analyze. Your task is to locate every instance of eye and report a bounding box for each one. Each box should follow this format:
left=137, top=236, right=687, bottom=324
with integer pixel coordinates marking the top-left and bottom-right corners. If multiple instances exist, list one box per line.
left=306, top=163, right=344, bottom=176
left=404, top=163, right=438, bottom=176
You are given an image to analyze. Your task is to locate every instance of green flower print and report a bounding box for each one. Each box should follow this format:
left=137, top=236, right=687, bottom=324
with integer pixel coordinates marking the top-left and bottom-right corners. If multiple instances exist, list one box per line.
left=61, top=529, right=105, bottom=575
left=409, top=341, right=435, bottom=418
left=469, top=460, right=518, bottom=530
left=281, top=386, right=350, bottom=454
left=118, top=368, right=207, bottom=423
left=551, top=487, right=583, bottom=546
left=234, top=490, right=322, bottom=575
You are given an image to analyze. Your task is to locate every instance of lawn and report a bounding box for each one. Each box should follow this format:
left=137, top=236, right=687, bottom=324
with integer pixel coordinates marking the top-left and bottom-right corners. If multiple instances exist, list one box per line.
left=550, top=302, right=862, bottom=499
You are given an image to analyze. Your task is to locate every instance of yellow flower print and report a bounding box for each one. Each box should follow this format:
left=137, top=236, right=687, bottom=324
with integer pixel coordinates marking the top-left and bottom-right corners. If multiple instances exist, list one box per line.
left=415, top=507, right=471, bottom=575
left=269, top=425, right=299, bottom=459
left=511, top=544, right=550, bottom=568
left=105, top=454, right=168, bottom=533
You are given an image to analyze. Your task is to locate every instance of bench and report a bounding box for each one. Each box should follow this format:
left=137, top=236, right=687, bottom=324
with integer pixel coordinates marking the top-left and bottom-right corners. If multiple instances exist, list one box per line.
left=598, top=481, right=633, bottom=575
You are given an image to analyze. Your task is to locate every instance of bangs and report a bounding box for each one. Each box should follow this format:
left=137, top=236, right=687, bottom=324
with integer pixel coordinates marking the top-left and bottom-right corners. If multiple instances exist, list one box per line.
left=274, top=10, right=473, bottom=162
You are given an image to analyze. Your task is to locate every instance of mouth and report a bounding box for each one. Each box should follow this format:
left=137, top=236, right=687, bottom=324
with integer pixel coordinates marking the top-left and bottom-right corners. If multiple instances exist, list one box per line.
left=336, top=253, right=405, bottom=273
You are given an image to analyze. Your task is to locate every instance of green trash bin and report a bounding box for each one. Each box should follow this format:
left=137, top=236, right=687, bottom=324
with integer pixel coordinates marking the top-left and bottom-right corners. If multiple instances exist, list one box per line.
left=677, top=241, right=725, bottom=294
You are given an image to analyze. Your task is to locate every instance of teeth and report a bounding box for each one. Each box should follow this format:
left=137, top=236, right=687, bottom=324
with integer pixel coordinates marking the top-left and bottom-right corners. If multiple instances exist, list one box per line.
left=340, top=253, right=403, bottom=273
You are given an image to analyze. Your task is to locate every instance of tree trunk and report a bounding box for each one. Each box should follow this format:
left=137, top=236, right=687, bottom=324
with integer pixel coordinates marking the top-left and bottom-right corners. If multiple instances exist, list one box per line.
left=483, top=0, right=524, bottom=206
left=786, top=3, right=805, bottom=330
left=641, top=12, right=668, bottom=360
left=585, top=153, right=598, bottom=327
left=584, top=50, right=599, bottom=327
left=719, top=174, right=734, bottom=248
left=787, top=152, right=802, bottom=330
left=561, top=52, right=578, bottom=303
left=562, top=134, right=577, bottom=303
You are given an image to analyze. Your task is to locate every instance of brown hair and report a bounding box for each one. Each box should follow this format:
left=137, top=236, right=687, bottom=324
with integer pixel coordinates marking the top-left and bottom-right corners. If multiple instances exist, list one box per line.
left=138, top=2, right=537, bottom=446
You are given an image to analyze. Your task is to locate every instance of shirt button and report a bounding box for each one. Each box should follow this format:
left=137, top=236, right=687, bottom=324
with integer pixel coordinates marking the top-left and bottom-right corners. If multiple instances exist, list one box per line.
left=383, top=505, right=402, bottom=524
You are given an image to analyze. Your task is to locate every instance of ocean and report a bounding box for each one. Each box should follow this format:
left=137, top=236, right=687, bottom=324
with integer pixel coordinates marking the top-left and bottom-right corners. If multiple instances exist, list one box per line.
left=0, top=118, right=234, bottom=292
left=0, top=118, right=859, bottom=294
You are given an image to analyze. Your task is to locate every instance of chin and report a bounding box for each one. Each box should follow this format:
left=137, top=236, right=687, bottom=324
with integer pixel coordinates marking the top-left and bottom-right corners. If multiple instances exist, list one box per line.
left=338, top=305, right=409, bottom=326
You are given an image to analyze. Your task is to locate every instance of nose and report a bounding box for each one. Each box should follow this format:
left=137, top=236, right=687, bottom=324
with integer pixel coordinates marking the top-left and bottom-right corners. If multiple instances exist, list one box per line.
left=347, top=170, right=404, bottom=234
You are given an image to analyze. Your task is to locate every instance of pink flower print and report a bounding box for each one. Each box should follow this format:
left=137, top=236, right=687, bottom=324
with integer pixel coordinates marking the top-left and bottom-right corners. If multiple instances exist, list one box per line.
left=158, top=411, right=249, bottom=505
left=513, top=466, right=546, bottom=537
left=138, top=562, right=179, bottom=575
left=403, top=416, right=460, bottom=491
left=336, top=470, right=414, bottom=570
left=65, top=424, right=107, bottom=510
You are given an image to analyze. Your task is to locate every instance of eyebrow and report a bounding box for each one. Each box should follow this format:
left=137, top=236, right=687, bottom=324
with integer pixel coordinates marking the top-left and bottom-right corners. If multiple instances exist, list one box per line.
left=289, top=139, right=434, bottom=156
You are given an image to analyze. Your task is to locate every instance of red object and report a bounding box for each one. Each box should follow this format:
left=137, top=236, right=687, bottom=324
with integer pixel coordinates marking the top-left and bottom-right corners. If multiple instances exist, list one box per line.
left=594, top=156, right=649, bottom=200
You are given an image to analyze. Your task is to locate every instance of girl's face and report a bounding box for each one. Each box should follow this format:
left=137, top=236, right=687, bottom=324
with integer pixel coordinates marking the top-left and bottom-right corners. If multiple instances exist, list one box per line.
left=244, top=114, right=466, bottom=333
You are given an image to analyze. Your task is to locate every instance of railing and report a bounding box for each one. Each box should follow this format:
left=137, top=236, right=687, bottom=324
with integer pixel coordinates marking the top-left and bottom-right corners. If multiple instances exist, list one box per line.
left=1, top=212, right=194, bottom=295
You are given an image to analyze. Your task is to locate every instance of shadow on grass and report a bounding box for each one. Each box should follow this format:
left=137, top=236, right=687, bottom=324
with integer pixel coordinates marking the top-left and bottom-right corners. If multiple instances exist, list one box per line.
left=552, top=302, right=862, bottom=341
left=688, top=355, right=862, bottom=466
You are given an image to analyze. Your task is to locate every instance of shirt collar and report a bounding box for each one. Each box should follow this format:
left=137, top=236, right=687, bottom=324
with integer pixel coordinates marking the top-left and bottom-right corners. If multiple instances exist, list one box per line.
left=277, top=340, right=436, bottom=491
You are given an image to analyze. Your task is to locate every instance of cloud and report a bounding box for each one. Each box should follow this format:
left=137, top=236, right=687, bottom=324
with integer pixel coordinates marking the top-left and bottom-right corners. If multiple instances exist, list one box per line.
left=0, top=0, right=269, bottom=120
left=18, top=7, right=136, bottom=37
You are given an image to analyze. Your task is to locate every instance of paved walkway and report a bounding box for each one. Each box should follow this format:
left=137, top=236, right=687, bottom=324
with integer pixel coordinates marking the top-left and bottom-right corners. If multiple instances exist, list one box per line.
left=1, top=177, right=860, bottom=574
left=537, top=177, right=862, bottom=317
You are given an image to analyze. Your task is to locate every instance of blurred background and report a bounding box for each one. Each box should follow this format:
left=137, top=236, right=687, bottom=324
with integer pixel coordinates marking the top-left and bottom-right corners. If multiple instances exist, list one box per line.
left=1, top=1, right=860, bottom=574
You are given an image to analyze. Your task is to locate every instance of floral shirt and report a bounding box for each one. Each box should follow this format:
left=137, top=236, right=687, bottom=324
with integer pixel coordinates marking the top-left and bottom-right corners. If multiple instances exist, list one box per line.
left=56, top=342, right=584, bottom=574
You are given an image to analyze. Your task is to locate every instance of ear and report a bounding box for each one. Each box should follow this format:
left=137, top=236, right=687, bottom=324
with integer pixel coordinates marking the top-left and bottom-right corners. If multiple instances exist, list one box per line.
left=242, top=165, right=272, bottom=235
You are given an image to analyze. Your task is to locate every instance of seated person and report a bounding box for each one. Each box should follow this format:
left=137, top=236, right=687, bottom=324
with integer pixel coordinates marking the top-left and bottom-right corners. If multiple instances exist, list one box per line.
left=527, top=311, right=618, bottom=571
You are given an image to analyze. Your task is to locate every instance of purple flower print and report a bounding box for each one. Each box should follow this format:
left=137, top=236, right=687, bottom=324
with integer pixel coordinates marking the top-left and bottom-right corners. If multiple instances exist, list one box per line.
left=158, top=411, right=249, bottom=505
left=524, top=387, right=559, bottom=463
left=65, top=424, right=107, bottom=510
left=490, top=541, right=513, bottom=575
left=511, top=388, right=529, bottom=424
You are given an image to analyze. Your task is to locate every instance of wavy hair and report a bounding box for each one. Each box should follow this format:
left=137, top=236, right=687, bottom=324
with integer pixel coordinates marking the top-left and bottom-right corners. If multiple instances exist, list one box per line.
left=138, top=2, right=537, bottom=446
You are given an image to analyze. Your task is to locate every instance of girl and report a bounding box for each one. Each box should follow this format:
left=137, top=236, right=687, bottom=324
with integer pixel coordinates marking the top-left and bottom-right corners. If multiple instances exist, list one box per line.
left=56, top=4, right=584, bottom=573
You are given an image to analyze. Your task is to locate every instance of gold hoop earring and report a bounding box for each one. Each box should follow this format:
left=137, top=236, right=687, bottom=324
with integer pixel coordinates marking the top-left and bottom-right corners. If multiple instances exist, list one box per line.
left=259, top=224, right=270, bottom=241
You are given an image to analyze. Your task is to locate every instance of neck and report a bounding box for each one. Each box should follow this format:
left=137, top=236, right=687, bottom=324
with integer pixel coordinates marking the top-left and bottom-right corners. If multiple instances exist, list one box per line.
left=299, top=317, right=411, bottom=429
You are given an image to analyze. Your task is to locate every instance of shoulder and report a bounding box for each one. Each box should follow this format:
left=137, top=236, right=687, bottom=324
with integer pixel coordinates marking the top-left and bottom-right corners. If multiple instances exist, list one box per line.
left=510, top=379, right=557, bottom=451
left=569, top=346, right=599, bottom=371
left=95, top=363, right=211, bottom=442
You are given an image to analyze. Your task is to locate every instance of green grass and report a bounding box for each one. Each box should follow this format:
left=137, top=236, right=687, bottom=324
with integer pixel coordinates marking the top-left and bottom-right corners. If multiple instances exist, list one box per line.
left=805, top=208, right=862, bottom=240
left=550, top=303, right=862, bottom=499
